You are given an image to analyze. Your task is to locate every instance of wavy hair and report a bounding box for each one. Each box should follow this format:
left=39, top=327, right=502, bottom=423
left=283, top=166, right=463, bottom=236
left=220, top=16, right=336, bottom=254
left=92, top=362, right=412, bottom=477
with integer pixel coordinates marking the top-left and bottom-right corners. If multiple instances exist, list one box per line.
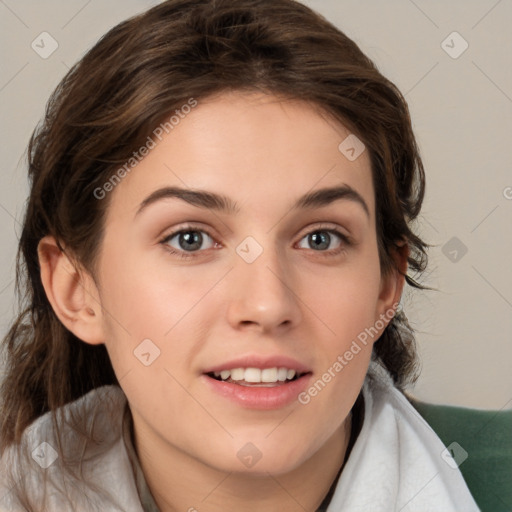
left=0, top=0, right=428, bottom=453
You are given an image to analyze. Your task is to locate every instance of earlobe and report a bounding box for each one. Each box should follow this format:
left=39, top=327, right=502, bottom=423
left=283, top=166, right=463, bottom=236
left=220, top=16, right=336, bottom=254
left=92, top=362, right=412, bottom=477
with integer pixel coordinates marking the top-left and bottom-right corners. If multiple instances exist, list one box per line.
left=37, top=235, right=105, bottom=345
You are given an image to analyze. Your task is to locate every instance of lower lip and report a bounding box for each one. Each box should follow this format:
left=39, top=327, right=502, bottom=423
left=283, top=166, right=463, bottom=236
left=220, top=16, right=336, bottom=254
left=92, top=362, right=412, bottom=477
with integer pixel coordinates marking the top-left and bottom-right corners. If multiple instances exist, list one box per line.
left=201, top=374, right=312, bottom=410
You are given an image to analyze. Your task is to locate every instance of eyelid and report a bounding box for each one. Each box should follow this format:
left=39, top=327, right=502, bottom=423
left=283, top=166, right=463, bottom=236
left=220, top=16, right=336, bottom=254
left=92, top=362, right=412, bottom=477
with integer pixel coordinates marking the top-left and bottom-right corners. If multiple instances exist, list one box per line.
left=160, top=224, right=219, bottom=247
left=160, top=220, right=217, bottom=238
left=159, top=221, right=350, bottom=241
left=296, top=222, right=352, bottom=242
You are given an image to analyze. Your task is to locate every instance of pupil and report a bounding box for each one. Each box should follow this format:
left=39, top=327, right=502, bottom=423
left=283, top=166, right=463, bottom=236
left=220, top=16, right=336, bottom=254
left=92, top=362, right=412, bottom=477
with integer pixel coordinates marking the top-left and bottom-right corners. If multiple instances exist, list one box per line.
left=310, top=232, right=329, bottom=250
left=180, top=231, right=202, bottom=251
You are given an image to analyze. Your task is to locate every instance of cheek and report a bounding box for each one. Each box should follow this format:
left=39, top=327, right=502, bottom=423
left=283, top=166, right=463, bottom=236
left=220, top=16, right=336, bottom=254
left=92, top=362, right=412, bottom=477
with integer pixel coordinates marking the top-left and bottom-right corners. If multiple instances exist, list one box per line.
left=297, top=267, right=380, bottom=433
left=305, top=249, right=382, bottom=342
left=96, top=249, right=221, bottom=383
left=98, top=246, right=211, bottom=334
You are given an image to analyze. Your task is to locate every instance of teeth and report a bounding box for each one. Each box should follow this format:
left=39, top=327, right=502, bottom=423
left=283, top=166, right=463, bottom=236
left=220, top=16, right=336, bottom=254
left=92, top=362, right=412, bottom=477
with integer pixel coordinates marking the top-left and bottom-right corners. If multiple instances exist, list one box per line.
left=244, top=368, right=261, bottom=383
left=231, top=368, right=245, bottom=381
left=277, top=368, right=288, bottom=381
left=261, top=368, right=277, bottom=382
left=211, top=367, right=301, bottom=384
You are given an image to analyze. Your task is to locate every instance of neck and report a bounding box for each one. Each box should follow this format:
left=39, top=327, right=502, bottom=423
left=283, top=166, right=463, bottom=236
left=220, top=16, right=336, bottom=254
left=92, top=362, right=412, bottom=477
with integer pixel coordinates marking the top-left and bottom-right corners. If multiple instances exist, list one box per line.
left=133, top=414, right=352, bottom=512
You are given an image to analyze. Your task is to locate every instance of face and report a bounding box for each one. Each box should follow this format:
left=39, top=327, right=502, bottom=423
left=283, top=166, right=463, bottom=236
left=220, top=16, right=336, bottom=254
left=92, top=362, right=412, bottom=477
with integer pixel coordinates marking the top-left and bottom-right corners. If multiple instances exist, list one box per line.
left=90, top=91, right=400, bottom=475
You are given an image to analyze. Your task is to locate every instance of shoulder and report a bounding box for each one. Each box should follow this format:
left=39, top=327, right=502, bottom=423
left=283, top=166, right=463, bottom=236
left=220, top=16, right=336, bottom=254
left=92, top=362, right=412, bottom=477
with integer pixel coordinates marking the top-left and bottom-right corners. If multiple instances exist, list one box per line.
left=10, top=385, right=127, bottom=461
left=328, top=363, right=481, bottom=511
left=0, top=386, right=136, bottom=511
left=361, top=363, right=464, bottom=464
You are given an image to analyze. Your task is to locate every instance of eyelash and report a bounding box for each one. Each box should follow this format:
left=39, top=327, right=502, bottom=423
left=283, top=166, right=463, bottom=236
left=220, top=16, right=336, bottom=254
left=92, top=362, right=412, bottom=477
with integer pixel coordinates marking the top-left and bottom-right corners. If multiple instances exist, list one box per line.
left=159, top=223, right=352, bottom=260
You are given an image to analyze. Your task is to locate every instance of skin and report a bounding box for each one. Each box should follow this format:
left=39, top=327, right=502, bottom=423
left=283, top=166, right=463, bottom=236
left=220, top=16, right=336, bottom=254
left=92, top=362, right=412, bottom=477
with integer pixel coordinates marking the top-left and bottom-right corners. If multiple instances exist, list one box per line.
left=38, top=91, right=406, bottom=512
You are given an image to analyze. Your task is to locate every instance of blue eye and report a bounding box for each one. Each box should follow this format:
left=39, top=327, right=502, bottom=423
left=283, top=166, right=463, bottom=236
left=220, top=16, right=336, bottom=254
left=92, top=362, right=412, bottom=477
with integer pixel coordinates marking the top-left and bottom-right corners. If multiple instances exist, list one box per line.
left=297, top=230, right=348, bottom=252
left=162, top=229, right=215, bottom=256
left=159, top=225, right=351, bottom=260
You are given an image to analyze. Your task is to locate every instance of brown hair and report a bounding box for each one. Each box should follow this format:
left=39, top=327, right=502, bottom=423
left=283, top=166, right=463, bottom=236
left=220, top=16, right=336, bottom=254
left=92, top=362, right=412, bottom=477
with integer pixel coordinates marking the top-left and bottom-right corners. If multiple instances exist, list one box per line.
left=0, top=0, right=428, bottom=453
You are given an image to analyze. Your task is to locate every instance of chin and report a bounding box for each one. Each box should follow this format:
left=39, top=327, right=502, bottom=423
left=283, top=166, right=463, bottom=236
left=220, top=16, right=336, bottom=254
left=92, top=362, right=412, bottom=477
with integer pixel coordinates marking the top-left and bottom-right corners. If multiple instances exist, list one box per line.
left=227, top=457, right=304, bottom=477
left=206, top=440, right=310, bottom=476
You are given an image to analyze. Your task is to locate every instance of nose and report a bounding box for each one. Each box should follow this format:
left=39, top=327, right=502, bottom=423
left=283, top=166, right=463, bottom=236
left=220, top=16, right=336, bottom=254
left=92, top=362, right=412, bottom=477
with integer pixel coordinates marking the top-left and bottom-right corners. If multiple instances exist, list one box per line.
left=225, top=243, right=303, bottom=334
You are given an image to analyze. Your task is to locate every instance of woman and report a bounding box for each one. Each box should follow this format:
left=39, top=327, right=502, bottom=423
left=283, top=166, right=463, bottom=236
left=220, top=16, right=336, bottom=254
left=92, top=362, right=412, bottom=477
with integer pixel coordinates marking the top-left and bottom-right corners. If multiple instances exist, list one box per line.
left=0, top=0, right=480, bottom=510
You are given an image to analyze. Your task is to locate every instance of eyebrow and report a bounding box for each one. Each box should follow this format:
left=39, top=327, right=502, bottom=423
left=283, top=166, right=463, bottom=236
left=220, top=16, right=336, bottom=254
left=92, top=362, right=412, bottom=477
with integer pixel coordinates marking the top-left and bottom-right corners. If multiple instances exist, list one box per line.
left=135, top=184, right=369, bottom=218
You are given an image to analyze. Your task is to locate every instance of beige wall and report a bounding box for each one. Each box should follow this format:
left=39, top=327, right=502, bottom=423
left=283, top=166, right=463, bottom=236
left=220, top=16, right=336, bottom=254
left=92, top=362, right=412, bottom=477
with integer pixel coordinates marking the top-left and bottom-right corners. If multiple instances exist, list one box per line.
left=1, top=0, right=511, bottom=409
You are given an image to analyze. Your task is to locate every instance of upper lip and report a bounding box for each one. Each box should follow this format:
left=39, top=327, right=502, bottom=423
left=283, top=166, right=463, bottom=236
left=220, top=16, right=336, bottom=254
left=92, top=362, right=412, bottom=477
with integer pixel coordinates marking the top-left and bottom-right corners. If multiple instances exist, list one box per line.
left=203, top=354, right=312, bottom=375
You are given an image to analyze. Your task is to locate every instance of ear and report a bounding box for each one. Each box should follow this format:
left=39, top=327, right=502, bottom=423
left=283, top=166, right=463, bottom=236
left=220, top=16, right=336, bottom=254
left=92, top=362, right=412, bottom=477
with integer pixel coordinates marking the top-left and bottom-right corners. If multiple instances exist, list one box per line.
left=37, top=235, right=105, bottom=345
left=376, top=241, right=409, bottom=320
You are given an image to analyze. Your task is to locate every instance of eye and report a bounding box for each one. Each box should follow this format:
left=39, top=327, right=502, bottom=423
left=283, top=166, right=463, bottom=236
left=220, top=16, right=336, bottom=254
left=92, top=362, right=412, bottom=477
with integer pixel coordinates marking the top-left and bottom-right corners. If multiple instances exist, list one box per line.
left=160, top=227, right=217, bottom=257
left=297, top=228, right=350, bottom=253
left=159, top=225, right=351, bottom=259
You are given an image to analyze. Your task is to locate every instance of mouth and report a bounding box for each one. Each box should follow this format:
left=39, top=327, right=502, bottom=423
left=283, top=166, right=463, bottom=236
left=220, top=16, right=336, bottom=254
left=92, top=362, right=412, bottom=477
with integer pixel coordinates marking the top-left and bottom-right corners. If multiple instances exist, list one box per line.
left=205, top=367, right=310, bottom=387
left=201, top=355, right=313, bottom=409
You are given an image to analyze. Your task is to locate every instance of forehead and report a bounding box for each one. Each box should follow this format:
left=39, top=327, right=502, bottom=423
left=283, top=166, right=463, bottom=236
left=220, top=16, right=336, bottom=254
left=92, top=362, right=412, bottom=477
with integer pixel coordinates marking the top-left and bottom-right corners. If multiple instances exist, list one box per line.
left=105, top=91, right=375, bottom=222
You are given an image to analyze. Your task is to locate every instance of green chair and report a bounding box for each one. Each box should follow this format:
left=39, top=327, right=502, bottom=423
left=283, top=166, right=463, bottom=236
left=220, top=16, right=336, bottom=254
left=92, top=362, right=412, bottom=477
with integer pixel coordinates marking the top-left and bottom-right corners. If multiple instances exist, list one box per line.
left=409, top=398, right=512, bottom=512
